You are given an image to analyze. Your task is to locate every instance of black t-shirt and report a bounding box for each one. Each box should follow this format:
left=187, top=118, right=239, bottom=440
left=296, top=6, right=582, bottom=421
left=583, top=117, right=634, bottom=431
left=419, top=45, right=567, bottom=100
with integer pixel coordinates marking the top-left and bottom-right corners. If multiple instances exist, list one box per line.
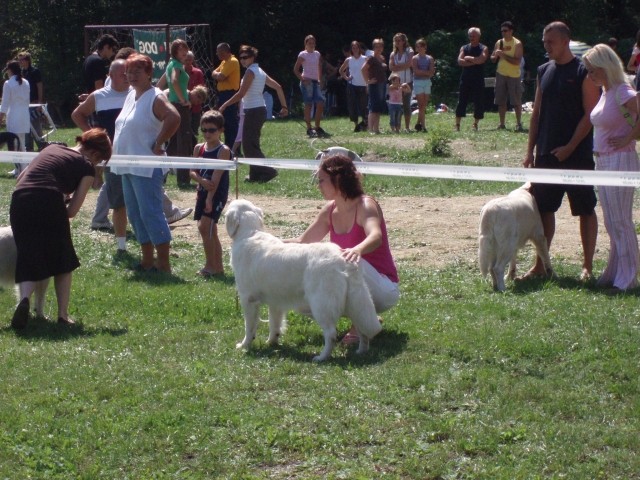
left=16, top=144, right=95, bottom=194
left=83, top=53, right=108, bottom=93
left=536, top=57, right=593, bottom=165
left=22, top=65, right=42, bottom=102
left=460, top=43, right=486, bottom=85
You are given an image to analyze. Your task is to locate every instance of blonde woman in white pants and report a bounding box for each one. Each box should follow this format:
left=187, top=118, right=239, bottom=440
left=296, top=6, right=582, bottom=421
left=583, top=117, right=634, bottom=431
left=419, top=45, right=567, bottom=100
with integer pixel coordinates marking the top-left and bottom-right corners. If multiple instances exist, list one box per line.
left=583, top=44, right=640, bottom=292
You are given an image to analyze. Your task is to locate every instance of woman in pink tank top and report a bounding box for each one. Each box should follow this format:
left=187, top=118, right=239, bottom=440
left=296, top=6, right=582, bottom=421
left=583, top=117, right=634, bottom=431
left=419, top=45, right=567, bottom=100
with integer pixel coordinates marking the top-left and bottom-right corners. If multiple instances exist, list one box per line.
left=286, top=154, right=399, bottom=344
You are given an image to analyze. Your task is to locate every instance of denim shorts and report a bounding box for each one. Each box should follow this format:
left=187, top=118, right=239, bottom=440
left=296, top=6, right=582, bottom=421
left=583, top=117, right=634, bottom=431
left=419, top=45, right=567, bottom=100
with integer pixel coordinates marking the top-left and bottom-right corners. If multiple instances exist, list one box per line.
left=413, top=78, right=432, bottom=96
left=300, top=80, right=325, bottom=104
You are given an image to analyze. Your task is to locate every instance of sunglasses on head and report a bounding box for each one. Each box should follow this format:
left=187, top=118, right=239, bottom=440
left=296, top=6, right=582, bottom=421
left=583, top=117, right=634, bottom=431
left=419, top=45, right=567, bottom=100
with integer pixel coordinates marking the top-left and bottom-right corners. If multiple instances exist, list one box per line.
left=201, top=127, right=218, bottom=134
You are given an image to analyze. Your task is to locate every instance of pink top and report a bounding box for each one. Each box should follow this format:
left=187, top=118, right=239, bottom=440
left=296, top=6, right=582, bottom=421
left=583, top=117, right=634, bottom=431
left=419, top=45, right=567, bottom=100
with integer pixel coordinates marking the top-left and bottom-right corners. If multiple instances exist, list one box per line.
left=388, top=86, right=403, bottom=105
left=329, top=197, right=399, bottom=283
left=591, top=83, right=638, bottom=154
left=298, top=50, right=321, bottom=81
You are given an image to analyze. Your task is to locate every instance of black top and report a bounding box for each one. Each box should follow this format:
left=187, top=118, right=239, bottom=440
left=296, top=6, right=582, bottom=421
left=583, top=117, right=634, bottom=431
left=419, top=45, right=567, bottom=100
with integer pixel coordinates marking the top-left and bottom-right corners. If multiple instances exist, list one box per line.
left=460, top=43, right=485, bottom=85
left=16, top=144, right=95, bottom=194
left=83, top=53, right=108, bottom=93
left=536, top=57, right=593, bottom=164
left=21, top=65, right=42, bottom=102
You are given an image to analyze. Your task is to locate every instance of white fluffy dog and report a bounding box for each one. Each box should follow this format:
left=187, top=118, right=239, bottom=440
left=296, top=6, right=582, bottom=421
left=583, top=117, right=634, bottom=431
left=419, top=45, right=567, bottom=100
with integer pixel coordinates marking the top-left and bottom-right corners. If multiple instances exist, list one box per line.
left=478, top=185, right=552, bottom=291
left=0, top=226, right=49, bottom=316
left=225, top=199, right=382, bottom=362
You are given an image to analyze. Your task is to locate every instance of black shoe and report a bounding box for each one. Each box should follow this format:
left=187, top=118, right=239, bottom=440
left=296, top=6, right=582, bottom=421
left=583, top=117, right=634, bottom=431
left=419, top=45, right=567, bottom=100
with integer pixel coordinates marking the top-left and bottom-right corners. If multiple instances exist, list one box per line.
left=315, top=127, right=329, bottom=137
left=11, top=297, right=30, bottom=330
left=415, top=123, right=423, bottom=132
left=307, top=128, right=317, bottom=137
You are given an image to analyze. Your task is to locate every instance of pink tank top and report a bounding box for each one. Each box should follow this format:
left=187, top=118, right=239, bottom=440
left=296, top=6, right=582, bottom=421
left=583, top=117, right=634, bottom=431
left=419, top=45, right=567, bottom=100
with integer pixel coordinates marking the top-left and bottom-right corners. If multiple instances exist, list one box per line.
left=329, top=197, right=399, bottom=283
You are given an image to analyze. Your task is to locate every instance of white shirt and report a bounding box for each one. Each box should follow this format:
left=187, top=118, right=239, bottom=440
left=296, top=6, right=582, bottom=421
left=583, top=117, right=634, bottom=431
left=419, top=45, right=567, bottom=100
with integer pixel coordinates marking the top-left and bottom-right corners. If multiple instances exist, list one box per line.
left=112, top=87, right=165, bottom=177
left=243, top=63, right=267, bottom=109
left=0, top=76, right=31, bottom=134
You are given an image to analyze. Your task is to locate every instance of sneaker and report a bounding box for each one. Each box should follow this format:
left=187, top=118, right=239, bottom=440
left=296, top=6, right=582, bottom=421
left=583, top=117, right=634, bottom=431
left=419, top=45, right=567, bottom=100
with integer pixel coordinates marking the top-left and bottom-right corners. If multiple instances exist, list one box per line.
left=11, top=297, right=30, bottom=330
left=166, top=207, right=193, bottom=225
left=514, top=123, right=524, bottom=132
left=91, top=220, right=114, bottom=231
left=315, top=127, right=329, bottom=137
left=497, top=124, right=506, bottom=130
left=306, top=128, right=317, bottom=137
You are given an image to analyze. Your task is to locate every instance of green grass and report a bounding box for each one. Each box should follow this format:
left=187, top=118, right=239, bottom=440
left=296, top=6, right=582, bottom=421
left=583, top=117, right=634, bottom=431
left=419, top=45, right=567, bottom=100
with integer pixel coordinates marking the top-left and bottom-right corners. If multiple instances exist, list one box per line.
left=1, top=114, right=639, bottom=478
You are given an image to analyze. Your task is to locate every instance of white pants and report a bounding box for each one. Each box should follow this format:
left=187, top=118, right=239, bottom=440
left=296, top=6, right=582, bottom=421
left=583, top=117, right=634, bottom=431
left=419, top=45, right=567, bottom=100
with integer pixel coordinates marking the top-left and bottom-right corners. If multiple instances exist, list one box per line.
left=596, top=151, right=640, bottom=289
left=360, top=259, right=400, bottom=313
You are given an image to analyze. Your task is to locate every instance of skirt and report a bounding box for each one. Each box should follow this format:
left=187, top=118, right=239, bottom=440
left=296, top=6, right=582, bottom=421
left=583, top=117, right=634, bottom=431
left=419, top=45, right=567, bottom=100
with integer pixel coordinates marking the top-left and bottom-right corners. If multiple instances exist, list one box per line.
left=9, top=188, right=80, bottom=282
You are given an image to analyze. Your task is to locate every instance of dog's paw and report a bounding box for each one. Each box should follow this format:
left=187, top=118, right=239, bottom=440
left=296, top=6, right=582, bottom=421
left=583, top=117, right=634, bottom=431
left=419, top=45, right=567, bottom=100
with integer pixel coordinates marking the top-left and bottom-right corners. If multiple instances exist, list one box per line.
left=266, top=335, right=280, bottom=346
left=236, top=340, right=251, bottom=350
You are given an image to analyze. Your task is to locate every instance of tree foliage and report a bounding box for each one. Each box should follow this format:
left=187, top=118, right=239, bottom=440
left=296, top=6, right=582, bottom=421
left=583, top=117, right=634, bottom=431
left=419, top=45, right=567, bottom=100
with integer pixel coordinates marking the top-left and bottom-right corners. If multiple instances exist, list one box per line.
left=1, top=0, right=638, bottom=120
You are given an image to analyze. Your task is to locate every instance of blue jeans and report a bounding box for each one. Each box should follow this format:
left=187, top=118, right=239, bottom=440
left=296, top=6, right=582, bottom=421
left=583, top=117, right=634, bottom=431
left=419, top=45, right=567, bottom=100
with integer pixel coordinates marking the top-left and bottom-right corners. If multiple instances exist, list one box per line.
left=121, top=169, right=172, bottom=245
left=300, top=80, right=325, bottom=104
left=216, top=90, right=239, bottom=149
left=388, top=104, right=403, bottom=128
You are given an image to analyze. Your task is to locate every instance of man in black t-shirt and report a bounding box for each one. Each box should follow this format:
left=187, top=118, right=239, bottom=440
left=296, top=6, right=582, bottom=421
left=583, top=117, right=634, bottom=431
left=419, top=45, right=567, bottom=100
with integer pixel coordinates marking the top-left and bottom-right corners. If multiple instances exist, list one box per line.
left=83, top=34, right=118, bottom=93
left=522, top=21, right=600, bottom=281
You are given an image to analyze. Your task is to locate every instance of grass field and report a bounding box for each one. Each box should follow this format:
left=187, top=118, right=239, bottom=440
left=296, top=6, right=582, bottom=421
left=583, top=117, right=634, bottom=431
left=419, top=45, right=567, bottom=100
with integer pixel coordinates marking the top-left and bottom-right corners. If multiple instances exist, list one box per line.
left=1, top=114, right=639, bottom=479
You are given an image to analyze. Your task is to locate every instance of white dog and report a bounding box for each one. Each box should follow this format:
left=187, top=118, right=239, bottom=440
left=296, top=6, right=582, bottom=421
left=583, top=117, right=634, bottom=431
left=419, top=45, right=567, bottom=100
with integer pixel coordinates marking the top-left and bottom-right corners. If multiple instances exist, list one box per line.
left=225, top=199, right=382, bottom=362
left=478, top=185, right=552, bottom=291
left=0, top=226, right=49, bottom=318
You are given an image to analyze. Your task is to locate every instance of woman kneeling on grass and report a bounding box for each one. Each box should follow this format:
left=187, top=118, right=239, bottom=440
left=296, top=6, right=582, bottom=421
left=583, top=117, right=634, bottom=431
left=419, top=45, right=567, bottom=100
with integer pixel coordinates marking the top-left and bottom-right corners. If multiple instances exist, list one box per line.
left=286, top=154, right=400, bottom=344
left=10, top=129, right=112, bottom=329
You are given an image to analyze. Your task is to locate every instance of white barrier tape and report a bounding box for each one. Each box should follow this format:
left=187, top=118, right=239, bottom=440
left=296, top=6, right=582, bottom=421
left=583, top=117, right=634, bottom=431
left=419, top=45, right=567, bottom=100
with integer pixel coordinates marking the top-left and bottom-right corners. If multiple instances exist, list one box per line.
left=239, top=157, right=640, bottom=188
left=0, top=151, right=236, bottom=171
left=3, top=151, right=640, bottom=187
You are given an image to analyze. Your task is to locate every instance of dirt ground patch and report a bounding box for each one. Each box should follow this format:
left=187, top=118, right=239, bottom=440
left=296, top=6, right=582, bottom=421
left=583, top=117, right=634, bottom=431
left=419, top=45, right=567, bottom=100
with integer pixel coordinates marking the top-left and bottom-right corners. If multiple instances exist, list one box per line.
left=85, top=188, right=617, bottom=272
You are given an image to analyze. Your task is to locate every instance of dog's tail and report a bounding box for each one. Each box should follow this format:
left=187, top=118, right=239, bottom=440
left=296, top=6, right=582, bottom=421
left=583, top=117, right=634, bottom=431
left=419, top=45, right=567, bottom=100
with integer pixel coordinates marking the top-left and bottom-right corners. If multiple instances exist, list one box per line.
left=345, top=263, right=382, bottom=339
left=478, top=207, right=496, bottom=277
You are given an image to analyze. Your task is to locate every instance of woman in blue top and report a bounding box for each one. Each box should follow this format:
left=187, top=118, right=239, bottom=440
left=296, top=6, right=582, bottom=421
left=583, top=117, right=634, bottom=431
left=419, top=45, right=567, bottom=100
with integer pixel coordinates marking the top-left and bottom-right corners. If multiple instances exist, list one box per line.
left=219, top=45, right=288, bottom=182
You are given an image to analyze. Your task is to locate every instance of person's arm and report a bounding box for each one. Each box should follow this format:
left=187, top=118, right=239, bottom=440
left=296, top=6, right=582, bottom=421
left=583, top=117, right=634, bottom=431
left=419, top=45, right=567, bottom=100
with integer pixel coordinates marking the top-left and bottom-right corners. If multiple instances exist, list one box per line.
left=219, top=70, right=253, bottom=112
left=609, top=92, right=640, bottom=148
left=523, top=76, right=542, bottom=167
left=490, top=40, right=501, bottom=63
left=339, top=58, right=351, bottom=80
left=70, top=93, right=96, bottom=131
left=36, top=81, right=43, bottom=104
left=457, top=46, right=469, bottom=66
left=67, top=176, right=95, bottom=218
left=293, top=55, right=305, bottom=82
left=550, top=74, right=600, bottom=162
left=340, top=197, right=383, bottom=263
left=156, top=73, right=167, bottom=90
left=171, top=67, right=189, bottom=106
left=427, top=55, right=436, bottom=78
left=627, top=52, right=638, bottom=73
left=502, top=40, right=524, bottom=65
left=285, top=203, right=331, bottom=243
left=476, top=46, right=489, bottom=65
left=151, top=93, right=181, bottom=155
left=265, top=74, right=288, bottom=116
left=361, top=59, right=372, bottom=83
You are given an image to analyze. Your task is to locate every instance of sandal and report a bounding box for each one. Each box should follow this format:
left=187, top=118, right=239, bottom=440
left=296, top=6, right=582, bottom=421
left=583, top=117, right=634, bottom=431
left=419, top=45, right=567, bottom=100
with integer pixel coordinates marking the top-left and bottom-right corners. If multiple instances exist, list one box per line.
left=340, top=331, right=360, bottom=346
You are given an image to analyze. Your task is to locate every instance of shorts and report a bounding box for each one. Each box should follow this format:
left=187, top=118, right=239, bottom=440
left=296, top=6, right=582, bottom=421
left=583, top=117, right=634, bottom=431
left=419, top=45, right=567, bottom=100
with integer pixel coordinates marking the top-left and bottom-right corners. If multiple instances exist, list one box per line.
left=367, top=82, right=386, bottom=113
left=300, top=80, right=325, bottom=104
left=494, top=73, right=523, bottom=106
left=531, top=153, right=597, bottom=216
left=105, top=169, right=125, bottom=209
left=413, top=78, right=432, bottom=96
left=194, top=186, right=228, bottom=222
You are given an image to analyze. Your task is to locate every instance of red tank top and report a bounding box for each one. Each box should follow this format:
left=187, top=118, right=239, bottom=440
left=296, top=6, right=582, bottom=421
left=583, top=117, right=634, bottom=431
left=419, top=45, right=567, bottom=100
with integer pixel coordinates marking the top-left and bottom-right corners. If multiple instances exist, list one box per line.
left=329, top=197, right=399, bottom=283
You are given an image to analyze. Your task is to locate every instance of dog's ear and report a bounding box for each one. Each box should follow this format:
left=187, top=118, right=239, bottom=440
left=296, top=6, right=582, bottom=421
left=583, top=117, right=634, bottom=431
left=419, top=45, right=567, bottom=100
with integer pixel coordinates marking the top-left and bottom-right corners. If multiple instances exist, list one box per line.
left=226, top=209, right=240, bottom=239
